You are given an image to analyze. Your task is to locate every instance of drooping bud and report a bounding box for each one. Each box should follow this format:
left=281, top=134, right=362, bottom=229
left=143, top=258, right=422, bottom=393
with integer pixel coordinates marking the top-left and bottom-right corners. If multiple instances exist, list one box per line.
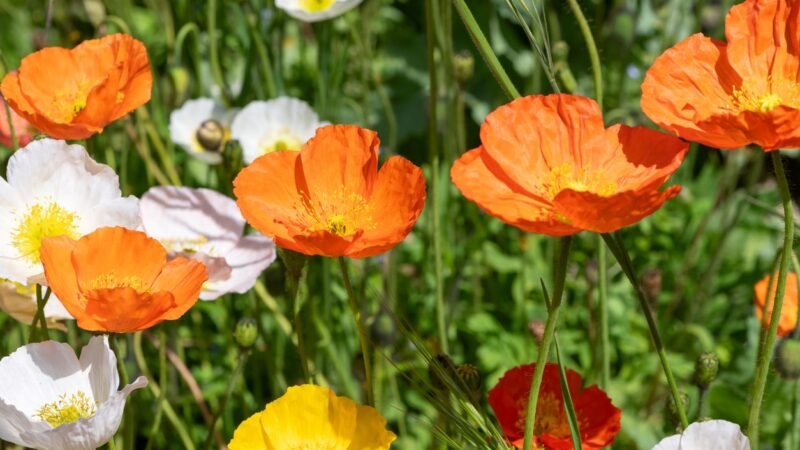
left=453, top=50, right=474, bottom=85
left=195, top=119, right=227, bottom=152
left=456, top=363, right=482, bottom=403
left=234, top=317, right=258, bottom=348
left=428, top=353, right=458, bottom=392
left=775, top=338, right=800, bottom=380
left=693, top=352, right=720, bottom=388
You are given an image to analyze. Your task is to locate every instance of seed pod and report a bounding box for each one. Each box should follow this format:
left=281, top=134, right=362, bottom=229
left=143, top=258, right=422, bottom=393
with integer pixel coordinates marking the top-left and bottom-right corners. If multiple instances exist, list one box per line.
left=456, top=363, right=482, bottom=403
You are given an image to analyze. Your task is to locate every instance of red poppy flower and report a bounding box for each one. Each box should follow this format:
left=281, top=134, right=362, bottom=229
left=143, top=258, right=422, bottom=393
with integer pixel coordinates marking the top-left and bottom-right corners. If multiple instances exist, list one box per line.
left=450, top=94, right=688, bottom=236
left=754, top=272, right=799, bottom=337
left=488, top=363, right=621, bottom=450
left=1, top=34, right=151, bottom=140
left=642, top=0, right=800, bottom=150
left=234, top=124, right=426, bottom=258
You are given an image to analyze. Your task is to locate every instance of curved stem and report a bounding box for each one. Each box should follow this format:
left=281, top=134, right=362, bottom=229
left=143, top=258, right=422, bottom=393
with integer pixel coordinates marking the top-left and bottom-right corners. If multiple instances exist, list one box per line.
left=426, top=0, right=448, bottom=354
left=337, top=257, right=374, bottom=405
left=451, top=0, right=520, bottom=100
left=748, top=152, right=795, bottom=447
left=522, top=236, right=572, bottom=450
left=602, top=232, right=688, bottom=428
left=566, top=0, right=602, bottom=108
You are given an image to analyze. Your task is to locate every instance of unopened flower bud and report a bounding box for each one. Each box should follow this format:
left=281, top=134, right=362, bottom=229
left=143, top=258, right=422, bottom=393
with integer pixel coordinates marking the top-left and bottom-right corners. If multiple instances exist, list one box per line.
left=529, top=320, right=546, bottom=343
left=169, top=66, right=191, bottom=105
left=196, top=119, right=227, bottom=153
left=234, top=317, right=258, bottom=348
left=428, top=353, right=457, bottom=392
left=666, top=391, right=690, bottom=429
left=775, top=338, right=800, bottom=380
left=693, top=352, right=720, bottom=388
left=453, top=50, right=474, bottom=84
left=552, top=41, right=569, bottom=60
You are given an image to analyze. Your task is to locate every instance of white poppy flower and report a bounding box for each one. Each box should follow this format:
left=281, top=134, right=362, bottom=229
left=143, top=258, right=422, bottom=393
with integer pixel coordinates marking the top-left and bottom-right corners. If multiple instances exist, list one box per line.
left=276, top=0, right=363, bottom=22
left=0, top=281, right=72, bottom=330
left=0, top=336, right=147, bottom=450
left=140, top=186, right=277, bottom=300
left=652, top=420, right=750, bottom=450
left=0, top=139, right=140, bottom=285
left=169, top=98, right=237, bottom=164
left=231, top=96, right=328, bottom=164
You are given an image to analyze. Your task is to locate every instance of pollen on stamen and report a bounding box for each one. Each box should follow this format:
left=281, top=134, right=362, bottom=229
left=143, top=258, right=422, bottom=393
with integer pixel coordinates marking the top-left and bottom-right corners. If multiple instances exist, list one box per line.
left=12, top=202, right=80, bottom=264
left=90, top=273, right=151, bottom=292
left=34, top=391, right=96, bottom=428
left=296, top=188, right=376, bottom=237
left=730, top=76, right=800, bottom=113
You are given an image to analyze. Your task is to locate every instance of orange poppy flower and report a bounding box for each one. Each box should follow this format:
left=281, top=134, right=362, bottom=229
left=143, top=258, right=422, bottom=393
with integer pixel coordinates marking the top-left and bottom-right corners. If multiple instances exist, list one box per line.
left=488, top=363, right=621, bottom=450
left=0, top=98, right=35, bottom=148
left=450, top=94, right=688, bottom=236
left=39, top=227, right=207, bottom=333
left=1, top=34, right=151, bottom=140
left=641, top=0, right=800, bottom=150
left=754, top=272, right=799, bottom=337
left=234, top=124, right=426, bottom=258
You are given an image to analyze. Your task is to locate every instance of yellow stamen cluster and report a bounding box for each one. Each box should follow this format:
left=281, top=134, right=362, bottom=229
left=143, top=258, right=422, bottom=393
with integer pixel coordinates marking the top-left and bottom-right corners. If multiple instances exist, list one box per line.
left=89, top=273, right=150, bottom=292
left=299, top=188, right=375, bottom=237
left=514, top=393, right=570, bottom=439
left=731, top=76, right=800, bottom=113
left=299, top=0, right=336, bottom=13
left=50, top=79, right=92, bottom=122
left=34, top=391, right=96, bottom=428
left=542, top=163, right=617, bottom=200
left=12, top=202, right=80, bottom=264
left=259, top=130, right=303, bottom=155
left=160, top=236, right=209, bottom=254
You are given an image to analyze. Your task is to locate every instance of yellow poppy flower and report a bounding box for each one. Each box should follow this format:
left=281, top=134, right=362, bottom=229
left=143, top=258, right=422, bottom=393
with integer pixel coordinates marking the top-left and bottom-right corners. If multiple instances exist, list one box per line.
left=229, top=384, right=396, bottom=450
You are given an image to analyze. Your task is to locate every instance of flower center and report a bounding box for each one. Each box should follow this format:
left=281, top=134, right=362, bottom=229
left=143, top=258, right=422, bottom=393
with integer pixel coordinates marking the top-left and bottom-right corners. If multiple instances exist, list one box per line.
left=514, top=393, right=571, bottom=439
left=299, top=0, right=336, bottom=12
left=298, top=188, right=375, bottom=237
left=50, top=79, right=92, bottom=123
left=90, top=273, right=150, bottom=292
left=259, top=129, right=303, bottom=155
left=34, top=391, right=96, bottom=428
left=542, top=164, right=617, bottom=200
left=194, top=119, right=231, bottom=153
left=731, top=77, right=800, bottom=113
left=12, top=202, right=80, bottom=264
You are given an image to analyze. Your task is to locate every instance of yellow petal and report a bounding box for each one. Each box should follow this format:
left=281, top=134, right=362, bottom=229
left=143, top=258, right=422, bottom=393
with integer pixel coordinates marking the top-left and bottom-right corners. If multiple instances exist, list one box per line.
left=348, top=405, right=397, bottom=450
left=229, top=411, right=268, bottom=450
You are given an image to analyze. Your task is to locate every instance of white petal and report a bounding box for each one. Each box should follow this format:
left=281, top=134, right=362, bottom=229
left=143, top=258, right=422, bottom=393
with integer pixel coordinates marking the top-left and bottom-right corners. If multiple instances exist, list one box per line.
left=231, top=97, right=324, bottom=164
left=79, top=336, right=119, bottom=405
left=276, top=0, right=363, bottom=22
left=78, top=196, right=142, bottom=233
left=140, top=186, right=244, bottom=251
left=169, top=98, right=228, bottom=149
left=0, top=341, right=92, bottom=418
left=201, top=234, right=277, bottom=300
left=19, top=376, right=147, bottom=450
left=679, top=420, right=750, bottom=450
left=0, top=397, right=43, bottom=448
left=652, top=435, right=681, bottom=450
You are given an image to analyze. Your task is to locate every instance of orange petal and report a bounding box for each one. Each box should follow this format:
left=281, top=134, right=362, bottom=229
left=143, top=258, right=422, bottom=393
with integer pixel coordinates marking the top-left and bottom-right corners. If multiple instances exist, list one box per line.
left=40, top=236, right=83, bottom=314
left=349, top=156, right=427, bottom=258
left=298, top=125, right=379, bottom=200
left=602, top=124, right=689, bottom=191
left=724, top=0, right=800, bottom=81
left=754, top=272, right=799, bottom=337
left=553, top=185, right=682, bottom=233
left=70, top=227, right=167, bottom=291
left=480, top=94, right=607, bottom=196
left=83, top=288, right=176, bottom=333
left=451, top=147, right=580, bottom=236
left=289, top=229, right=362, bottom=257
left=150, top=257, right=207, bottom=321
left=234, top=150, right=305, bottom=249
left=641, top=34, right=751, bottom=149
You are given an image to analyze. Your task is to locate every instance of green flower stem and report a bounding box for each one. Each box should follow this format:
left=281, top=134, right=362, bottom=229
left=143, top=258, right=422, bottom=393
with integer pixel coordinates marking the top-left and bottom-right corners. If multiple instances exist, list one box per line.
left=597, top=236, right=610, bottom=389
left=245, top=9, right=277, bottom=99
left=337, top=257, right=374, bottom=405
left=28, top=285, right=51, bottom=343
left=748, top=152, right=795, bottom=448
left=522, top=236, right=572, bottom=450
left=426, top=0, right=448, bottom=354
left=133, top=332, right=195, bottom=450
left=602, top=232, right=689, bottom=429
left=452, top=0, right=520, bottom=100
left=207, top=0, right=231, bottom=104
left=1, top=97, right=17, bottom=151
left=201, top=349, right=249, bottom=450
left=566, top=0, right=602, bottom=108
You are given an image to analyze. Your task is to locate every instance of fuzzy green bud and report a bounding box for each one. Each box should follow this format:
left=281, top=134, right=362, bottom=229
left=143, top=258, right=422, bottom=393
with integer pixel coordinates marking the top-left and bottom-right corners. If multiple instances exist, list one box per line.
left=234, top=317, right=258, bottom=348
left=453, top=50, right=474, bottom=84
left=775, top=338, right=800, bottom=380
left=693, top=352, right=720, bottom=388
left=456, top=363, right=482, bottom=403
left=666, top=391, right=689, bottom=429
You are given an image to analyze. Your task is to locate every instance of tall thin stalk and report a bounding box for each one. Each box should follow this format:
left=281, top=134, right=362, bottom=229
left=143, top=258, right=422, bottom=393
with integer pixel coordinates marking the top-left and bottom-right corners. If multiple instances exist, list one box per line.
left=748, top=152, right=795, bottom=448
left=338, top=257, right=374, bottom=405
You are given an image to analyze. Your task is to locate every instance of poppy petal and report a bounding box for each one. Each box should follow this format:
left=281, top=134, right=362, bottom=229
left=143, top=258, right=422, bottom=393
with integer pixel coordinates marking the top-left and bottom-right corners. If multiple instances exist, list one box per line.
left=149, top=257, right=207, bottom=320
